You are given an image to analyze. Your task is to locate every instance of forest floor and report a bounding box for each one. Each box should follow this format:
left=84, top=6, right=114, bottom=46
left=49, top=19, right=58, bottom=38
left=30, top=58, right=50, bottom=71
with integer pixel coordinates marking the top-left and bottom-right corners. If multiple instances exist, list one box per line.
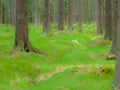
left=0, top=24, right=115, bottom=90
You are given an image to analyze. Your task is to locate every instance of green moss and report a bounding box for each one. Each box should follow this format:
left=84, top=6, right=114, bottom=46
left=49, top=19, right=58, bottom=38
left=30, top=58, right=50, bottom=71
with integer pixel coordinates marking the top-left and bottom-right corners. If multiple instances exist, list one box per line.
left=0, top=23, right=115, bottom=90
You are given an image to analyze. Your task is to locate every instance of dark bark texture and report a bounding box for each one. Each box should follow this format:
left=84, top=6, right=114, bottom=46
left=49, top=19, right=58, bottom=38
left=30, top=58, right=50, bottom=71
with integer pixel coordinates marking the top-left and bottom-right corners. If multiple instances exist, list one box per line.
left=114, top=0, right=120, bottom=90
left=15, top=0, right=30, bottom=52
left=104, top=0, right=113, bottom=40
left=78, top=0, right=82, bottom=31
left=68, top=0, right=73, bottom=30
left=110, top=0, right=117, bottom=55
left=58, top=0, right=64, bottom=30
left=96, top=0, right=104, bottom=35
left=43, top=0, right=50, bottom=33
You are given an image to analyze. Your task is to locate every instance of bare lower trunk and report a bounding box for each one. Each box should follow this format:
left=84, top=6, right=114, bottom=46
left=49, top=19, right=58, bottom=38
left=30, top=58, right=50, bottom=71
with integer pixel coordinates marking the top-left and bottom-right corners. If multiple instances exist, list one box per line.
left=34, top=0, right=40, bottom=26
left=78, top=0, right=82, bottom=31
left=68, top=0, right=73, bottom=30
left=14, top=0, right=44, bottom=54
left=104, top=0, right=113, bottom=40
left=14, top=0, right=30, bottom=52
left=114, top=0, right=120, bottom=89
left=11, top=0, right=16, bottom=26
left=58, top=0, right=64, bottom=30
left=96, top=0, right=104, bottom=35
left=110, top=0, right=117, bottom=55
left=43, top=0, right=50, bottom=33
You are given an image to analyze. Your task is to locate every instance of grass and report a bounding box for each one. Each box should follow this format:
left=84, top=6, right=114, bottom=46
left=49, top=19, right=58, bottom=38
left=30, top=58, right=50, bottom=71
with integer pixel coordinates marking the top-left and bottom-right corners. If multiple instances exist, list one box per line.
left=0, top=23, right=115, bottom=90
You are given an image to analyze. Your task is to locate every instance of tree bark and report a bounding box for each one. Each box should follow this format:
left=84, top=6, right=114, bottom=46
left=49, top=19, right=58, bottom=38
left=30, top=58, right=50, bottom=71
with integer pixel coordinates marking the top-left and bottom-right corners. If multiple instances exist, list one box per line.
left=68, top=0, right=73, bottom=30
left=34, top=0, right=40, bottom=26
left=110, top=0, right=117, bottom=55
left=11, top=0, right=16, bottom=26
left=96, top=0, right=104, bottom=35
left=114, top=0, right=120, bottom=89
left=104, top=0, right=113, bottom=40
left=1, top=0, right=5, bottom=24
left=14, top=0, right=44, bottom=55
left=14, top=0, right=30, bottom=52
left=43, top=0, right=51, bottom=33
left=78, top=0, right=82, bottom=31
left=0, top=0, right=2, bottom=23
left=58, top=0, right=64, bottom=31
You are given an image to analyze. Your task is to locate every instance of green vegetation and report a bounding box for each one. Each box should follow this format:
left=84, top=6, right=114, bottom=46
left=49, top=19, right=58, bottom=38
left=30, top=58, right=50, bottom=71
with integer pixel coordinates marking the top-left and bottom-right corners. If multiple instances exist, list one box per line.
left=0, top=24, right=115, bottom=90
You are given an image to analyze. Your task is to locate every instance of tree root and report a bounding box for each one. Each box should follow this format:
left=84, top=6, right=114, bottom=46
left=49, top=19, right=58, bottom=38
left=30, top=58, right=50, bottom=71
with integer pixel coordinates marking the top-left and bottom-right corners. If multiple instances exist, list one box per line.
left=30, top=46, right=46, bottom=55
left=10, top=45, right=46, bottom=56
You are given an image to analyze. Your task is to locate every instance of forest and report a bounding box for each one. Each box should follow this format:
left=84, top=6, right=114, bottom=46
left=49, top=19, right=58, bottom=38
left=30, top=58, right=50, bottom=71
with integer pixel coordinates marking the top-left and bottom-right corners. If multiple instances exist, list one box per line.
left=0, top=0, right=119, bottom=90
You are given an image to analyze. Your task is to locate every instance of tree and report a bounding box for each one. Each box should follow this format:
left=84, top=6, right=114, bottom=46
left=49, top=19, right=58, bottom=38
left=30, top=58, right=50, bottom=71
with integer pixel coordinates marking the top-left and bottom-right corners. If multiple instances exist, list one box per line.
left=58, top=0, right=64, bottom=31
left=0, top=0, right=2, bottom=23
left=1, top=0, right=5, bottom=24
left=43, top=0, right=51, bottom=33
left=104, top=0, right=113, bottom=40
left=14, top=0, right=43, bottom=54
left=110, top=0, right=117, bottom=54
left=114, top=0, right=120, bottom=89
left=68, top=0, right=73, bottom=30
left=11, top=0, right=16, bottom=26
left=34, top=0, right=40, bottom=26
left=78, top=0, right=82, bottom=31
left=96, top=0, right=104, bottom=35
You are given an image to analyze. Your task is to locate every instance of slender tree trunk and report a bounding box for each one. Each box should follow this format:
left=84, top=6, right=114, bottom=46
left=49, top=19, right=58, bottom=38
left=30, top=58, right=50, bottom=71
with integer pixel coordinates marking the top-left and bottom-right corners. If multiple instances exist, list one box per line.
left=78, top=0, right=82, bottom=31
left=96, top=0, right=104, bottom=35
left=43, top=0, right=51, bottom=33
left=5, top=0, right=7, bottom=24
left=11, top=0, right=16, bottom=26
left=110, top=0, right=117, bottom=55
left=58, top=0, right=64, bottom=31
left=2, top=0, right=5, bottom=24
left=114, top=0, right=120, bottom=89
left=0, top=0, right=2, bottom=23
left=68, top=0, right=73, bottom=30
left=34, top=0, right=40, bottom=26
left=72, top=0, right=76, bottom=24
left=104, top=0, right=113, bottom=40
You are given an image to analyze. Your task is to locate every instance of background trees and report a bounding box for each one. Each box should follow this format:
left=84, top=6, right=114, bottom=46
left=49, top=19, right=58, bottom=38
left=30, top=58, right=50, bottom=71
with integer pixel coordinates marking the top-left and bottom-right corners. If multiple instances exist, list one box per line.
left=0, top=0, right=120, bottom=89
left=0, top=0, right=96, bottom=30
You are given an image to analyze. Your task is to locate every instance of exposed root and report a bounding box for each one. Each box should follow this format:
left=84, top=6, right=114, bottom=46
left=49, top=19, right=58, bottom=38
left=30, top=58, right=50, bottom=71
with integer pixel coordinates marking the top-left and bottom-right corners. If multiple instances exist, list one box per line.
left=30, top=46, right=46, bottom=55
left=10, top=46, right=46, bottom=56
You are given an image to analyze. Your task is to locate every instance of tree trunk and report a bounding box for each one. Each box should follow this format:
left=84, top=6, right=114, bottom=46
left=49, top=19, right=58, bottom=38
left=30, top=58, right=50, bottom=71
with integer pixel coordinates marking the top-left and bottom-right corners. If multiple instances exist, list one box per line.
left=34, top=0, right=40, bottom=26
left=14, top=0, right=30, bottom=52
left=68, top=0, right=73, bottom=30
left=96, top=0, right=104, bottom=35
left=110, top=0, right=117, bottom=55
left=5, top=0, right=9, bottom=25
left=14, top=0, right=44, bottom=54
left=114, top=0, right=120, bottom=89
left=0, top=0, right=2, bottom=23
left=1, top=0, right=5, bottom=24
left=58, top=0, right=64, bottom=31
left=104, top=0, right=113, bottom=40
left=11, top=0, right=16, bottom=26
left=43, top=0, right=51, bottom=33
left=78, top=0, right=82, bottom=31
